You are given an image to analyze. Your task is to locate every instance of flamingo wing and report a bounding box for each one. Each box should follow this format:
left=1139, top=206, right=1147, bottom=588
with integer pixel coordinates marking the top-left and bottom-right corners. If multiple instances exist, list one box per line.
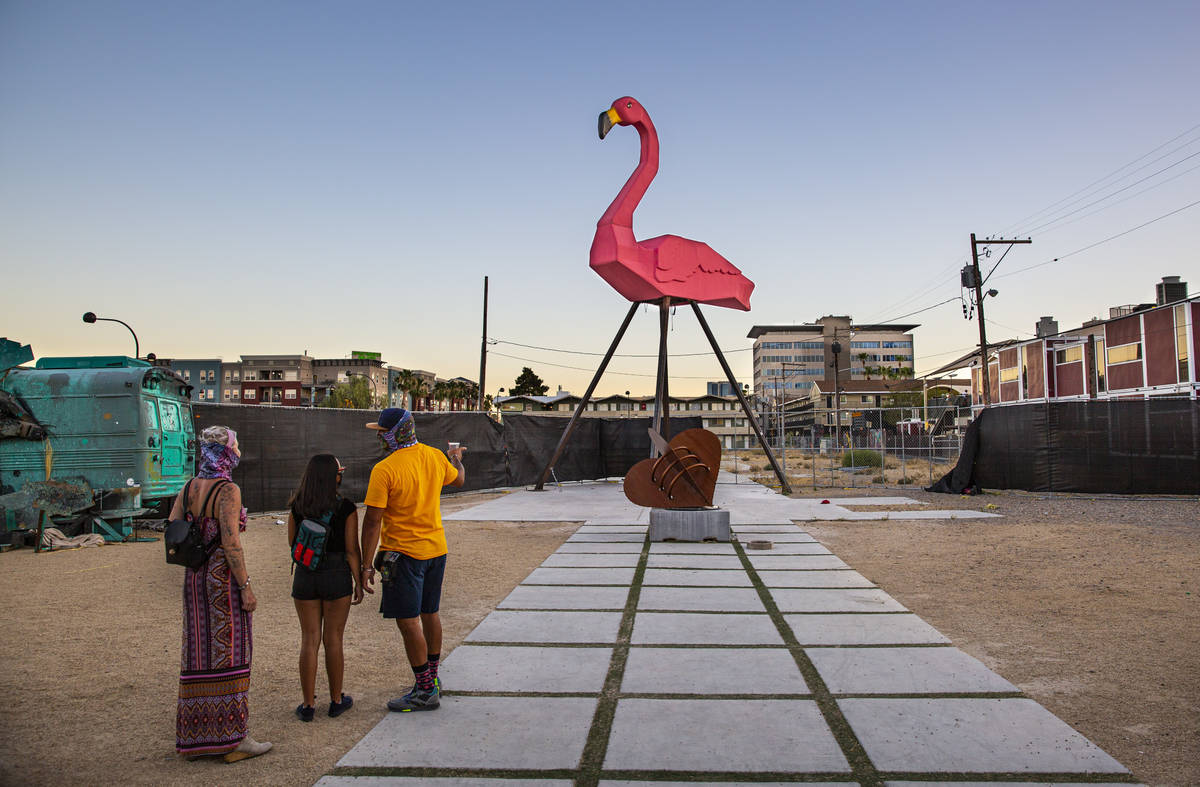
left=642, top=234, right=742, bottom=283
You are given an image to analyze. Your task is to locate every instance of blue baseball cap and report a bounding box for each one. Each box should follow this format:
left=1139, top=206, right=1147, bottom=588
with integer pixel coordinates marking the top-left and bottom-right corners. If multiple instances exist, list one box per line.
left=366, top=407, right=410, bottom=431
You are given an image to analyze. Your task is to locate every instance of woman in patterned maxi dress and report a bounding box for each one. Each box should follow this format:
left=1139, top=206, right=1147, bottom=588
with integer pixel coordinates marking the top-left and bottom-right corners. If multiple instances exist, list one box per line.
left=172, top=426, right=271, bottom=762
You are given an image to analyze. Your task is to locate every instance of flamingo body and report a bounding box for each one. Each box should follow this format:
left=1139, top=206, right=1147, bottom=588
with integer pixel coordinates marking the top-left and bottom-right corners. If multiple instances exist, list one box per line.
left=590, top=97, right=754, bottom=311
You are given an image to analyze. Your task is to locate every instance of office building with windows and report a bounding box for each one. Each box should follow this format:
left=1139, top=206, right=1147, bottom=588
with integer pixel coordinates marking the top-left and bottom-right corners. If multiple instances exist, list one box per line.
left=749, top=315, right=918, bottom=402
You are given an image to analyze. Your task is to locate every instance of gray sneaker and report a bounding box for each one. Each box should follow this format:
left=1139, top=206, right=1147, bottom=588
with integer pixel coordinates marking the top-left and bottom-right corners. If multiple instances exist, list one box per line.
left=387, top=685, right=440, bottom=712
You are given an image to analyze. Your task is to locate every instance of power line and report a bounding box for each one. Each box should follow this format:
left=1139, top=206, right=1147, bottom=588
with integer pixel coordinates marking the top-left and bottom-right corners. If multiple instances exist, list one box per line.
left=1021, top=148, right=1200, bottom=237
left=996, top=196, right=1200, bottom=279
left=488, top=350, right=726, bottom=380
left=1021, top=160, right=1200, bottom=239
left=488, top=338, right=750, bottom=358
left=997, top=120, right=1200, bottom=236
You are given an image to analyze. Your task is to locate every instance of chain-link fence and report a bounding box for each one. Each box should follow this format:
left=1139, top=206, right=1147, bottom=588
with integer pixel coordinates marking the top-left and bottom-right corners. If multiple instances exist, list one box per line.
left=726, top=404, right=972, bottom=490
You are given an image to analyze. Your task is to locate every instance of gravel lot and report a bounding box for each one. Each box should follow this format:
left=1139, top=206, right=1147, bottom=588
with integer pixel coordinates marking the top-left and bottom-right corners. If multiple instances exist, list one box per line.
left=800, top=487, right=1200, bottom=787
left=1, top=485, right=1195, bottom=786
left=0, top=492, right=574, bottom=787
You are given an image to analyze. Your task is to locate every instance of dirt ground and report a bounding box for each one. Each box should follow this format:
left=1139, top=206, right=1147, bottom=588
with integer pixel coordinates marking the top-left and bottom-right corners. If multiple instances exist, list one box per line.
left=0, top=492, right=575, bottom=787
left=727, top=447, right=957, bottom=490
left=1, top=486, right=1196, bottom=786
left=801, top=488, right=1200, bottom=787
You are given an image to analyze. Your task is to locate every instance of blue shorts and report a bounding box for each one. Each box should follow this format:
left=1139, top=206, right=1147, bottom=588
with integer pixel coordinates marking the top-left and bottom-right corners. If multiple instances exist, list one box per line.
left=379, top=552, right=447, bottom=619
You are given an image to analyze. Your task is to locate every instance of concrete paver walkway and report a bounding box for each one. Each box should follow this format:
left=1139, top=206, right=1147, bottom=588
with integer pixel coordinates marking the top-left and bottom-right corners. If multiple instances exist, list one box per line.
left=320, top=482, right=1136, bottom=787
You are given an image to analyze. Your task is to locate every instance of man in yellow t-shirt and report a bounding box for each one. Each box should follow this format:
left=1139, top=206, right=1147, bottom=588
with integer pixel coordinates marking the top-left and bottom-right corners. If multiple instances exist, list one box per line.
left=359, top=408, right=465, bottom=712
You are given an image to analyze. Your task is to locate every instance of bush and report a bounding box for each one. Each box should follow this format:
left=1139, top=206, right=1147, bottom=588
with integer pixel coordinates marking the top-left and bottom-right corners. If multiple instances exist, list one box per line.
left=840, top=449, right=882, bottom=468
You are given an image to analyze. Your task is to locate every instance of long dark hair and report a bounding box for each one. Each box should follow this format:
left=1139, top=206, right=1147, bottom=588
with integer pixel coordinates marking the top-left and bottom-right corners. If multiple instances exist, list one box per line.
left=288, top=454, right=340, bottom=519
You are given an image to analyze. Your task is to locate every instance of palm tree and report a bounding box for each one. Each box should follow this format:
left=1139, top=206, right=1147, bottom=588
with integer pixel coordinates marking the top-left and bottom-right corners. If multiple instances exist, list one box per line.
left=394, top=369, right=419, bottom=410
left=431, top=381, right=451, bottom=411
left=857, top=353, right=872, bottom=379
left=445, top=380, right=464, bottom=411
left=461, top=381, right=479, bottom=411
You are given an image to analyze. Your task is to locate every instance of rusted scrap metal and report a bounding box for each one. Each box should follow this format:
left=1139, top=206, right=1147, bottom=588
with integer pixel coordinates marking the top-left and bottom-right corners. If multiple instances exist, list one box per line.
left=0, top=479, right=93, bottom=516
left=0, top=390, right=46, bottom=440
left=624, top=428, right=721, bottom=509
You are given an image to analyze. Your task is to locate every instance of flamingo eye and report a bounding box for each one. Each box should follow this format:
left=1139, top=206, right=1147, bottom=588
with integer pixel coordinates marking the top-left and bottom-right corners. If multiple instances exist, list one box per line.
left=626, top=102, right=632, bottom=108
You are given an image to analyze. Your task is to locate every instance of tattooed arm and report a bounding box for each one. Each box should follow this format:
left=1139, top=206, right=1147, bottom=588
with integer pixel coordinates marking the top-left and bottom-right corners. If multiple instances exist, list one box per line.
left=218, top=483, right=257, bottom=613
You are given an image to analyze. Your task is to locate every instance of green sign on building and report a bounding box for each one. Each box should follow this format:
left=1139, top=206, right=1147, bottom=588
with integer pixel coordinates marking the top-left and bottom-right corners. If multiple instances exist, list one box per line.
left=351, top=351, right=382, bottom=360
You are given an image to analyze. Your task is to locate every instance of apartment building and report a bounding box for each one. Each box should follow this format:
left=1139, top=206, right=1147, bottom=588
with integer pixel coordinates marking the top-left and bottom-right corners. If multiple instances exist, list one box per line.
left=240, top=354, right=314, bottom=406
left=312, top=355, right=389, bottom=407
left=151, top=358, right=222, bottom=402
left=748, top=315, right=918, bottom=402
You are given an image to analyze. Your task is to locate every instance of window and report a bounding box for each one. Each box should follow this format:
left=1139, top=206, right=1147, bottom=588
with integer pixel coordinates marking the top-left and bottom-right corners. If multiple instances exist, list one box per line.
left=160, top=402, right=181, bottom=431
left=1055, top=346, right=1083, bottom=365
left=1107, top=343, right=1142, bottom=365
left=232, top=390, right=240, bottom=399
left=762, top=341, right=792, bottom=350
left=245, top=389, right=256, bottom=400
left=861, top=395, right=870, bottom=403
left=224, top=389, right=231, bottom=400
left=285, top=389, right=297, bottom=399
left=881, top=341, right=913, bottom=348
left=143, top=400, right=159, bottom=430
left=1177, top=304, right=1189, bottom=382
left=244, top=370, right=258, bottom=381
left=224, top=370, right=231, bottom=382
left=1096, top=339, right=1106, bottom=392
left=206, top=370, right=215, bottom=383
left=999, top=367, right=1019, bottom=383
left=182, top=369, right=191, bottom=381
left=851, top=341, right=880, bottom=349
left=795, top=341, right=822, bottom=349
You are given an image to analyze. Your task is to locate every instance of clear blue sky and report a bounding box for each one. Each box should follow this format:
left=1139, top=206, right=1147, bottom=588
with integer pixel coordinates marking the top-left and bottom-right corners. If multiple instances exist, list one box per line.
left=3, top=1, right=1198, bottom=395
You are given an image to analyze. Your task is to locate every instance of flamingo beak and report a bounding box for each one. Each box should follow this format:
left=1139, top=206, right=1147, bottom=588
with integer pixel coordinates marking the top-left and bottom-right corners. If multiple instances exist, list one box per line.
left=598, top=107, right=621, bottom=140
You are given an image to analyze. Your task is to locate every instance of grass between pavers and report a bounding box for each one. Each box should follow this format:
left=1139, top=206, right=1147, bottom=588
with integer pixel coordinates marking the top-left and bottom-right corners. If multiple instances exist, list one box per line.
left=732, top=540, right=882, bottom=786
left=326, top=528, right=1139, bottom=785
left=574, top=533, right=651, bottom=787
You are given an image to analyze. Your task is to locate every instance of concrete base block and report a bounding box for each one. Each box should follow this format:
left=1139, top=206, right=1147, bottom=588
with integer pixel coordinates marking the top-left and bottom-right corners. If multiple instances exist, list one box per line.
left=649, top=507, right=731, bottom=542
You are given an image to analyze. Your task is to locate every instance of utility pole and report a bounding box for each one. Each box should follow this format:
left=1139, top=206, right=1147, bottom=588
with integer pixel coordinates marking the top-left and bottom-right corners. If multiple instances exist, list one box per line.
left=477, top=276, right=488, bottom=411
left=831, top=332, right=842, bottom=449
left=966, top=234, right=1031, bottom=406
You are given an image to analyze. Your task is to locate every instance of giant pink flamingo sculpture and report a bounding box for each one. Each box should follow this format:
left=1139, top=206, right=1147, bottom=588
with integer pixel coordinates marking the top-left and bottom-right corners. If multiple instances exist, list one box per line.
left=591, top=96, right=755, bottom=311
left=534, top=97, right=790, bottom=494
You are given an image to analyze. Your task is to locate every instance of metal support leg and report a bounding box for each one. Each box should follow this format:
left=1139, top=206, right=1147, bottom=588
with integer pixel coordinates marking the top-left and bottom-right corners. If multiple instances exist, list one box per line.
left=535, top=303, right=640, bottom=490
left=691, top=303, right=793, bottom=495
left=651, top=298, right=671, bottom=456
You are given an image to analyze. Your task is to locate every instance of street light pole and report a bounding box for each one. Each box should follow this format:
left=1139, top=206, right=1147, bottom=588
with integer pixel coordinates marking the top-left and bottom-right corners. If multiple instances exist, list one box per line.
left=82, top=312, right=139, bottom=359
left=346, top=370, right=379, bottom=407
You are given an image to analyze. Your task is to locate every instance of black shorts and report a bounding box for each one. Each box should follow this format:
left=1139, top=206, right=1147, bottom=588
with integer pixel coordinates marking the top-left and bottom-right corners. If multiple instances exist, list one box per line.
left=292, top=552, right=353, bottom=601
left=379, top=552, right=446, bottom=619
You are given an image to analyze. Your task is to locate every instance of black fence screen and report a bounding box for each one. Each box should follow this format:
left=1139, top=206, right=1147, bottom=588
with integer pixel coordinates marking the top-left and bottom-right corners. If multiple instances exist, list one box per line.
left=193, top=405, right=701, bottom=511
left=931, top=399, right=1199, bottom=495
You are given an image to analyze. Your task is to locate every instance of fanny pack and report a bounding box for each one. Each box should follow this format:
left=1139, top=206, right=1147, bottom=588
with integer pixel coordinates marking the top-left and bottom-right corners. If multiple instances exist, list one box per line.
left=292, top=501, right=337, bottom=571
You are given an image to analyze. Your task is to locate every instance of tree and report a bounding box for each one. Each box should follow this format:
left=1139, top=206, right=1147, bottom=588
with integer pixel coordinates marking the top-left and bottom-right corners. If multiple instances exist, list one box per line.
left=319, top=376, right=372, bottom=409
left=857, top=353, right=872, bottom=379
left=511, top=366, right=549, bottom=396
left=393, top=368, right=419, bottom=410
left=431, top=381, right=451, bottom=411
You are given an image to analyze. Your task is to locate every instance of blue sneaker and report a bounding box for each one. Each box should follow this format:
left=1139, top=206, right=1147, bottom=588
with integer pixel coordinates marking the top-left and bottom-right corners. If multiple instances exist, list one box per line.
left=387, top=684, right=439, bottom=712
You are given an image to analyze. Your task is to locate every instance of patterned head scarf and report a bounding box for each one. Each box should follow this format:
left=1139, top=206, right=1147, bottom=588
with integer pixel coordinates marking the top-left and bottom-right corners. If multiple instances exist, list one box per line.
left=380, top=409, right=418, bottom=452
left=197, top=425, right=240, bottom=479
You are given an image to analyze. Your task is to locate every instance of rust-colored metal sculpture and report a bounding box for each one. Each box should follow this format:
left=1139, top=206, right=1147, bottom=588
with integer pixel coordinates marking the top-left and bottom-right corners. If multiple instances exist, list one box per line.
left=624, top=428, right=721, bottom=509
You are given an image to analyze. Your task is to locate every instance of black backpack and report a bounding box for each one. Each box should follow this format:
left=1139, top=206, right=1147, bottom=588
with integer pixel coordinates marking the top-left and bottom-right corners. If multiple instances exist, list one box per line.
left=164, top=479, right=229, bottom=569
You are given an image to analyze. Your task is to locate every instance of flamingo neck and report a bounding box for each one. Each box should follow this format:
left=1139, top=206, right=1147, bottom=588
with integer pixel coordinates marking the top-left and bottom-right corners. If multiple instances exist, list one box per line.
left=598, top=117, right=658, bottom=230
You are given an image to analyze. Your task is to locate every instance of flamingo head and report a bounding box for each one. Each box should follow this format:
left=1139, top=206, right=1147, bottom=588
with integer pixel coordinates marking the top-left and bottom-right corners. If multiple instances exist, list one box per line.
left=599, top=96, right=646, bottom=139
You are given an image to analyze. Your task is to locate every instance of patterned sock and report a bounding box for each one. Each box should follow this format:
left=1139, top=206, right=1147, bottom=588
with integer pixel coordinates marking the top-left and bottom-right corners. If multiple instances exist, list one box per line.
left=412, top=662, right=435, bottom=691
left=427, top=653, right=440, bottom=685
